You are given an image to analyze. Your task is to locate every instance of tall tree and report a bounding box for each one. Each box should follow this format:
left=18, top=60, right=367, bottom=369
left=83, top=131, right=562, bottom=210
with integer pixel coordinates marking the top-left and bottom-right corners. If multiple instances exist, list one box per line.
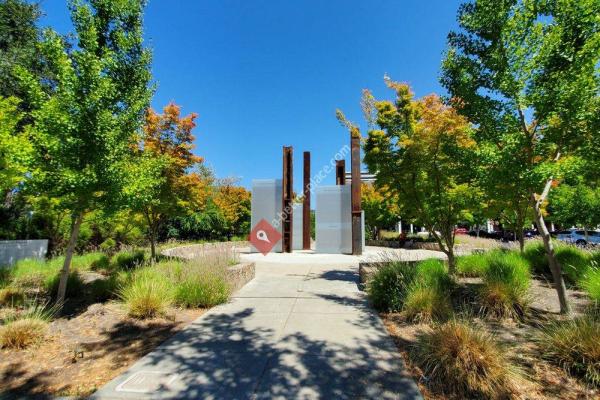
left=17, top=0, right=152, bottom=304
left=441, top=0, right=600, bottom=313
left=126, top=103, right=206, bottom=260
left=213, top=180, right=251, bottom=238
left=341, top=79, right=479, bottom=274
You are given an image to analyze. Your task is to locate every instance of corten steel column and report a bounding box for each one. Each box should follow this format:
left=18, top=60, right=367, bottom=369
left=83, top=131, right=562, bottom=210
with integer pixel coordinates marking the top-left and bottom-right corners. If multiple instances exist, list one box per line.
left=282, top=146, right=293, bottom=253
left=303, top=151, right=311, bottom=250
left=335, top=160, right=346, bottom=185
left=350, top=134, right=362, bottom=255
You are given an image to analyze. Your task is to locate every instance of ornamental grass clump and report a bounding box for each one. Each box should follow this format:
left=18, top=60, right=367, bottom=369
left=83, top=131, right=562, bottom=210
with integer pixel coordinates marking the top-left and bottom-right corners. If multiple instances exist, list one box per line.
left=403, top=259, right=454, bottom=321
left=538, top=312, right=600, bottom=386
left=411, top=320, right=516, bottom=399
left=0, top=304, right=55, bottom=349
left=0, top=287, right=26, bottom=307
left=367, top=260, right=417, bottom=312
left=479, top=251, right=531, bottom=318
left=118, top=269, right=172, bottom=318
left=581, top=265, right=600, bottom=306
left=456, top=253, right=489, bottom=277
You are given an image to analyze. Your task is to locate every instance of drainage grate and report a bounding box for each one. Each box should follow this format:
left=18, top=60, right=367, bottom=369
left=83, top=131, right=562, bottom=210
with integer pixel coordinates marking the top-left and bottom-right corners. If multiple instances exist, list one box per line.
left=115, top=371, right=178, bottom=393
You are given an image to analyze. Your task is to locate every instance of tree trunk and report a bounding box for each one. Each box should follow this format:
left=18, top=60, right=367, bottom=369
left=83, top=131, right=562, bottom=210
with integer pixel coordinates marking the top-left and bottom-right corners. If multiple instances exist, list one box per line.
left=531, top=190, right=571, bottom=314
left=56, top=213, right=83, bottom=306
left=149, top=231, right=156, bottom=263
left=446, top=246, right=456, bottom=275
left=518, top=230, right=525, bottom=253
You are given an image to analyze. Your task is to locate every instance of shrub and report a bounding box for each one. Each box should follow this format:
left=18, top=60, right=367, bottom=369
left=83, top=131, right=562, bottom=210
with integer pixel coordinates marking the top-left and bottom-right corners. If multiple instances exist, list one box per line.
left=118, top=269, right=172, bottom=318
left=0, top=287, right=26, bottom=307
left=99, top=238, right=117, bottom=254
left=112, top=249, right=145, bottom=270
left=456, top=253, right=489, bottom=277
left=479, top=251, right=531, bottom=318
left=581, top=265, right=600, bottom=305
left=411, top=320, right=515, bottom=398
left=538, top=312, right=600, bottom=386
left=367, top=261, right=417, bottom=312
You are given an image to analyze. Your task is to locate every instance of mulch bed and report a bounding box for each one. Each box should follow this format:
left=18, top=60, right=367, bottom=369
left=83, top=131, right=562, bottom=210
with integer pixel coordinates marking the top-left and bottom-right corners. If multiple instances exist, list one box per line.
left=381, top=277, right=599, bottom=400
left=0, top=303, right=204, bottom=399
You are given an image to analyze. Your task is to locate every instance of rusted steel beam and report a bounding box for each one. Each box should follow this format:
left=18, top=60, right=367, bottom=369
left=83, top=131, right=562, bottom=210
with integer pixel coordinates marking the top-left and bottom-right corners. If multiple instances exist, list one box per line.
left=350, top=134, right=362, bottom=255
left=303, top=151, right=311, bottom=250
left=282, top=146, right=293, bottom=253
left=335, top=160, right=346, bottom=185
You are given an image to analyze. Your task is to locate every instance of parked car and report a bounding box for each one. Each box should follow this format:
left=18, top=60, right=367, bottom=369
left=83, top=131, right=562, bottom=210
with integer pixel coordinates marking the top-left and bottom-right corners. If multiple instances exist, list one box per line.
left=556, top=229, right=600, bottom=246
left=454, top=227, right=468, bottom=235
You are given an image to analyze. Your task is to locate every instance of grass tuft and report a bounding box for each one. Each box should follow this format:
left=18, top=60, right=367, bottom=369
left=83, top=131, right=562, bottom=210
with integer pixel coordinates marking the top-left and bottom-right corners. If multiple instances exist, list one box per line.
left=456, top=253, right=489, bottom=277
left=367, top=261, right=417, bottom=312
left=0, top=304, right=55, bottom=349
left=479, top=251, right=531, bottom=319
left=581, top=265, right=600, bottom=305
left=411, top=320, right=516, bottom=399
left=538, top=312, right=600, bottom=386
left=118, top=269, right=172, bottom=318
left=111, top=249, right=146, bottom=270
left=0, top=287, right=26, bottom=307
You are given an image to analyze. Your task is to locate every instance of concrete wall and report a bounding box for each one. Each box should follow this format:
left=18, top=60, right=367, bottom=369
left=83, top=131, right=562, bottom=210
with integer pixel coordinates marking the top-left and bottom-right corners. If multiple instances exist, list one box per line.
left=251, top=179, right=283, bottom=253
left=315, top=185, right=352, bottom=254
left=0, top=240, right=48, bottom=267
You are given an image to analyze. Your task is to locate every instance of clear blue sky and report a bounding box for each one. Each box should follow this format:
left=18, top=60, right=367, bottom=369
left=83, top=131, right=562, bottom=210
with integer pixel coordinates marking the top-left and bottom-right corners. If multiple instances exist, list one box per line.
left=38, top=0, right=462, bottom=193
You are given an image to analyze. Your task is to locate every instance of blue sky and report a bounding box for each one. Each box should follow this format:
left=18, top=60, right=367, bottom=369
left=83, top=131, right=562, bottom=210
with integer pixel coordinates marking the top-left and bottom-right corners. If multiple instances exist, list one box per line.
left=38, top=0, right=462, bottom=193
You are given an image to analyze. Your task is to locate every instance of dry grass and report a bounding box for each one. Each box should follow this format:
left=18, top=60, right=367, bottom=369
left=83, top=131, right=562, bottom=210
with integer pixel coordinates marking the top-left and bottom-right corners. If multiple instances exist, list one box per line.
left=411, top=319, right=517, bottom=399
left=0, top=317, right=48, bottom=349
left=0, top=287, right=26, bottom=307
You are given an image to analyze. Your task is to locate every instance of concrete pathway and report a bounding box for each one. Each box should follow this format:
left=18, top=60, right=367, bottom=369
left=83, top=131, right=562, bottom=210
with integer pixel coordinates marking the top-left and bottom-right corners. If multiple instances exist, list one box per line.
left=91, top=250, right=423, bottom=399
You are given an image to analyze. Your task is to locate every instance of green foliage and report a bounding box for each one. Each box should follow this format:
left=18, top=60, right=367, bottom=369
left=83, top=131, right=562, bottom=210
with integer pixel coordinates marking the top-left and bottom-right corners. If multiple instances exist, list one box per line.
left=523, top=241, right=548, bottom=275
left=403, top=259, right=454, bottom=321
left=411, top=320, right=515, bottom=398
left=479, top=251, right=531, bottom=318
left=538, top=312, right=600, bottom=386
left=111, top=249, right=145, bottom=270
left=556, top=246, right=591, bottom=285
left=118, top=269, right=172, bottom=318
left=456, top=253, right=489, bottom=277
left=550, top=183, right=600, bottom=230
left=355, top=80, right=480, bottom=273
left=174, top=277, right=229, bottom=308
left=415, top=259, right=454, bottom=292
left=0, top=96, right=31, bottom=192
left=367, top=261, right=417, bottom=312
left=581, top=266, right=600, bottom=305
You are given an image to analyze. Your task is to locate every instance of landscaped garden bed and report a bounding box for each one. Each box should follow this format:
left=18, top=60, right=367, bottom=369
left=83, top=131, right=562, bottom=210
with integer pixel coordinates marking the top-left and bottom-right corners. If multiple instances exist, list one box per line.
left=0, top=244, right=247, bottom=398
left=366, top=242, right=600, bottom=399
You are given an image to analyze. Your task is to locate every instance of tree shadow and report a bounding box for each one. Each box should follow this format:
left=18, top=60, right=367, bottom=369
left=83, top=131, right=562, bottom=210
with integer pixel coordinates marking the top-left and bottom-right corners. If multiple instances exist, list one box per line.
left=89, top=305, right=422, bottom=399
left=0, top=362, right=54, bottom=400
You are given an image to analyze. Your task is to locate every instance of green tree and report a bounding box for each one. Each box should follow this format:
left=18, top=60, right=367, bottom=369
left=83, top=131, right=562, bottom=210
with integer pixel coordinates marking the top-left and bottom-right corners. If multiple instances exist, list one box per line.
left=441, top=0, right=600, bottom=313
left=550, top=181, right=600, bottom=233
left=126, top=103, right=206, bottom=261
left=361, top=183, right=399, bottom=240
left=17, top=0, right=152, bottom=304
left=341, top=79, right=479, bottom=274
left=0, top=96, right=31, bottom=194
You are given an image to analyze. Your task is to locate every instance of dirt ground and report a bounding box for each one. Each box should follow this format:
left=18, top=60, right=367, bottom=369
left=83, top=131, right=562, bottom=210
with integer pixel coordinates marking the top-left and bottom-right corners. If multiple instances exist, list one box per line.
left=382, top=277, right=599, bottom=400
left=0, top=303, right=204, bottom=399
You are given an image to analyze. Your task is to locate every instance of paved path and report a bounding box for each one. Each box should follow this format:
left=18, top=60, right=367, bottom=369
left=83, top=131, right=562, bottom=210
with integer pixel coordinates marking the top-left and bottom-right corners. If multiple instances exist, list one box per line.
left=91, top=251, right=422, bottom=399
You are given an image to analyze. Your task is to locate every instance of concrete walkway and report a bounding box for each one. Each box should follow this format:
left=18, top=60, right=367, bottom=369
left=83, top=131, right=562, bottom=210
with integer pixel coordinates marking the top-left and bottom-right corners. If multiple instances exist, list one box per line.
left=91, top=250, right=423, bottom=399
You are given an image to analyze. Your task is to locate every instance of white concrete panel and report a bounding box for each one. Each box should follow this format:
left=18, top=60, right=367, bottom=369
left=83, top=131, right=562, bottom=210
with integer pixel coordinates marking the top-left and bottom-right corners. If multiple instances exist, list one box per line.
left=251, top=179, right=282, bottom=253
left=292, top=203, right=303, bottom=250
left=315, top=185, right=352, bottom=254
left=0, top=240, right=48, bottom=267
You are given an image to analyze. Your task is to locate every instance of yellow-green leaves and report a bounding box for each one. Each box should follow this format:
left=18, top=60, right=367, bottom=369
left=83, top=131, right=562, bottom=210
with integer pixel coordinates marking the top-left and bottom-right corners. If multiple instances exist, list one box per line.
left=0, top=96, right=31, bottom=193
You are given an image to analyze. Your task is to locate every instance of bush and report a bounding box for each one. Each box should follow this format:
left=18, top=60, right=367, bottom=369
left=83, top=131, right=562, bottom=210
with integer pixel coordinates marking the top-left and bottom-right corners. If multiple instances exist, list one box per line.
left=111, top=249, right=145, bottom=270
left=0, top=287, right=26, bottom=307
left=538, top=312, right=600, bottom=386
left=411, top=320, right=515, bottom=398
left=99, top=238, right=117, bottom=254
left=479, top=251, right=531, bottom=318
left=456, top=253, right=489, bottom=277
left=118, top=269, right=172, bottom=318
left=367, top=261, right=417, bottom=312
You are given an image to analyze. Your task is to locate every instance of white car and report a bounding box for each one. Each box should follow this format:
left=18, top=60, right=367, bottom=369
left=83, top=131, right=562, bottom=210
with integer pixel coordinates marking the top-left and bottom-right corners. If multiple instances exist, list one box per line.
left=556, top=229, right=600, bottom=246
